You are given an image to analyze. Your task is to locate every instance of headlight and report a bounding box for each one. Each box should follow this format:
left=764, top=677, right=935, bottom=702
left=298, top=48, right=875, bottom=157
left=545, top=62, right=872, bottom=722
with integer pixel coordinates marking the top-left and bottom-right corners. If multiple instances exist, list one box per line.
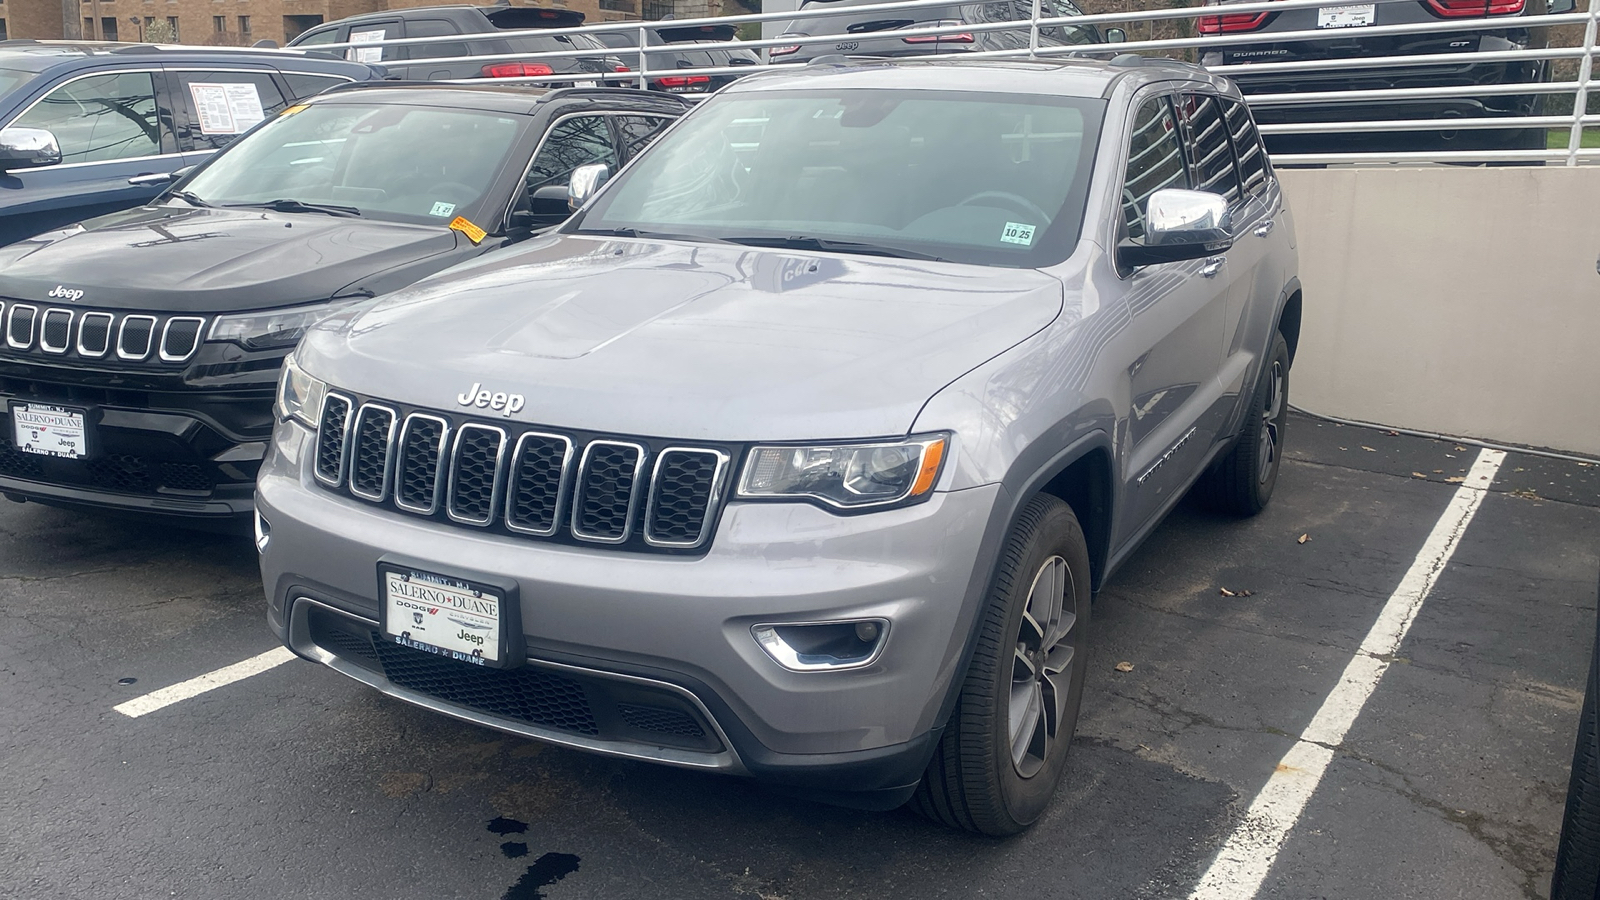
left=737, top=434, right=948, bottom=510
left=275, top=353, right=327, bottom=428
left=209, top=299, right=352, bottom=352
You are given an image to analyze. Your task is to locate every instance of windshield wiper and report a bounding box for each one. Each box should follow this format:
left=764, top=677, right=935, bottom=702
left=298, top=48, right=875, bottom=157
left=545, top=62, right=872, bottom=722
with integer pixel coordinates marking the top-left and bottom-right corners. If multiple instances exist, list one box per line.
left=227, top=198, right=362, bottom=218
left=719, top=235, right=944, bottom=261
left=574, top=226, right=733, bottom=245
left=169, top=190, right=213, bottom=208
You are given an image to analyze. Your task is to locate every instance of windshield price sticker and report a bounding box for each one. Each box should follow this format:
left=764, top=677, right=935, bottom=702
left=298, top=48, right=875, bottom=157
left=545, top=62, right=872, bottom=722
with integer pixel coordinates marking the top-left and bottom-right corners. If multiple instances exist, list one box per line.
left=449, top=216, right=487, bottom=245
left=1317, top=4, right=1375, bottom=27
left=188, top=82, right=266, bottom=135
left=12, top=403, right=87, bottom=459
left=1001, top=222, right=1037, bottom=246
left=383, top=569, right=502, bottom=665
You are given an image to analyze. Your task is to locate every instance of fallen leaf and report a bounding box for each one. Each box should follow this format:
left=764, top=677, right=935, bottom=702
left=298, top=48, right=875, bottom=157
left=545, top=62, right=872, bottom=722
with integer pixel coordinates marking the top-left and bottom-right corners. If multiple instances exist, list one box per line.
left=1297, top=533, right=1310, bottom=544
left=1432, top=469, right=1443, bottom=473
left=1383, top=430, right=1400, bottom=436
left=1339, top=446, right=1349, bottom=451
left=1455, top=446, right=1467, bottom=451
left=1411, top=472, right=1427, bottom=478
left=1114, top=661, right=1134, bottom=673
left=1361, top=446, right=1376, bottom=452
left=1445, top=476, right=1465, bottom=484
left=1239, top=590, right=1254, bottom=597
left=1219, top=588, right=1236, bottom=597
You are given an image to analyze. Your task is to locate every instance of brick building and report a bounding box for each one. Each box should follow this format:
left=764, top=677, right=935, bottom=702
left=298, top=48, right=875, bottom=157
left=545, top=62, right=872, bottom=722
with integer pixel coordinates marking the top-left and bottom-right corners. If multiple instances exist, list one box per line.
left=1, top=0, right=733, bottom=46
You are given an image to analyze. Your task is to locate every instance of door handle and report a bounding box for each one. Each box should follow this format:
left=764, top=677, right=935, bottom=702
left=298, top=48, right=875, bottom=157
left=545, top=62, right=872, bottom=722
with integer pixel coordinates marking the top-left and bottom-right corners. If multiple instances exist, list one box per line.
left=1199, top=257, right=1226, bottom=278
left=1253, top=220, right=1275, bottom=237
left=127, top=172, right=172, bottom=186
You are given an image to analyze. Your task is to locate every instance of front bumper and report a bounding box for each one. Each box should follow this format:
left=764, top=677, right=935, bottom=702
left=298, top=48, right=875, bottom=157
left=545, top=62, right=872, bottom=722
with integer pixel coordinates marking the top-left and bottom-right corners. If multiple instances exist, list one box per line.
left=258, top=420, right=1000, bottom=799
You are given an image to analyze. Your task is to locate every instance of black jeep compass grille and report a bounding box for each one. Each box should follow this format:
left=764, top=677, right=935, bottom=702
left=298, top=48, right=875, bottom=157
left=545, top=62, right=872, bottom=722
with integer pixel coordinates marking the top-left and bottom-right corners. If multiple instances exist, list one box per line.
left=0, top=301, right=206, bottom=365
left=312, top=395, right=732, bottom=553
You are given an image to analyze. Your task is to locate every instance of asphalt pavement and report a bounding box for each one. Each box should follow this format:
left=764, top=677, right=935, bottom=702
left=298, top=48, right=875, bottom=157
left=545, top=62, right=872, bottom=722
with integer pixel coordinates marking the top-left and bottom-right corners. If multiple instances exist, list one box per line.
left=1, top=413, right=1595, bottom=900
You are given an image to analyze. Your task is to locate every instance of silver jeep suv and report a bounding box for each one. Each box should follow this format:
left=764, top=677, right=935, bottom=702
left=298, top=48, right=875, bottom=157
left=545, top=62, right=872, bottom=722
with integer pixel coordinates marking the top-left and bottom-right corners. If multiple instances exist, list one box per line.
left=257, top=56, right=1301, bottom=835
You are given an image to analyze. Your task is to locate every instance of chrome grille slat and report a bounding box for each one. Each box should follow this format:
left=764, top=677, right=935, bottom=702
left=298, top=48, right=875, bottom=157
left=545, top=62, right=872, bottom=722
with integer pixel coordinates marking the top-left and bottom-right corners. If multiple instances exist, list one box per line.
left=117, top=315, right=157, bottom=361
left=348, top=404, right=398, bottom=502
left=6, top=304, right=38, bottom=350
left=446, top=424, right=508, bottom=526
left=504, top=432, right=574, bottom=537
left=159, top=316, right=205, bottom=362
left=571, top=440, right=646, bottom=545
left=39, top=309, right=73, bottom=354
left=313, top=394, right=354, bottom=487
left=76, top=312, right=113, bottom=357
left=643, top=448, right=729, bottom=549
left=394, top=413, right=450, bottom=515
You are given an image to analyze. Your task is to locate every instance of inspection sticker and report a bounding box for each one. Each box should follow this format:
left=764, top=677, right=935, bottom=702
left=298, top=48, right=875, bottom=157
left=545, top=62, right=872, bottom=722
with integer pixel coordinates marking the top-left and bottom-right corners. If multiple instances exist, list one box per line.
left=449, top=216, right=487, bottom=245
left=429, top=201, right=457, bottom=218
left=1001, top=222, right=1037, bottom=246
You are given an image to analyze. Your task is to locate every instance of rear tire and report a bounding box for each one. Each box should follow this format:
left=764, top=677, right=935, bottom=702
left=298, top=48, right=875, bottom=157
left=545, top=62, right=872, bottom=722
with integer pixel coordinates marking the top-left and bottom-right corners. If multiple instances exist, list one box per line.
left=911, top=494, right=1091, bottom=836
left=1552, top=599, right=1600, bottom=900
left=1199, top=331, right=1290, bottom=516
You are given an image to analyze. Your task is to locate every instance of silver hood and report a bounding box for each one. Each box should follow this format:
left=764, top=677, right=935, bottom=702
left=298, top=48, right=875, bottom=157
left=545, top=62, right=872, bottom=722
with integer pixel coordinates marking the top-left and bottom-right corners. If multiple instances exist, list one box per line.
left=297, top=235, right=1065, bottom=441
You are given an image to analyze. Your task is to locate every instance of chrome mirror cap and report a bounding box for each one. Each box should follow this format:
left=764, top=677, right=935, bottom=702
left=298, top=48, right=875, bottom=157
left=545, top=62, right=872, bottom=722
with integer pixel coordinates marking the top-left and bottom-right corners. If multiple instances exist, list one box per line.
left=1146, top=188, right=1233, bottom=248
left=0, top=128, right=63, bottom=172
left=568, top=163, right=611, bottom=211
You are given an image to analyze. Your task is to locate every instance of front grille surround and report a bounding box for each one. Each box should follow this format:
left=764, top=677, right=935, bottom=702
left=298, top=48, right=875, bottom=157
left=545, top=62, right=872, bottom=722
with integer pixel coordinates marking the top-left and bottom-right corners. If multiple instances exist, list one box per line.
left=76, top=312, right=114, bottom=358
left=7, top=304, right=37, bottom=350
left=117, top=315, right=158, bottom=361
left=445, top=423, right=509, bottom=527
left=642, top=448, right=730, bottom=549
left=39, top=309, right=72, bottom=354
left=394, top=413, right=450, bottom=515
left=503, top=431, right=574, bottom=538
left=571, top=439, right=645, bottom=545
left=159, top=317, right=206, bottom=362
left=313, top=393, right=354, bottom=488
left=348, top=403, right=398, bottom=502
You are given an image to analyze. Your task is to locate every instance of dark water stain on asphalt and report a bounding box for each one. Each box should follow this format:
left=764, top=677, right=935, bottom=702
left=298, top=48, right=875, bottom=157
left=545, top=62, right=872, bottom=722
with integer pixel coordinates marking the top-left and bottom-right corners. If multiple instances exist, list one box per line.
left=500, top=841, right=529, bottom=859
left=501, top=853, right=580, bottom=900
left=488, top=816, right=529, bottom=836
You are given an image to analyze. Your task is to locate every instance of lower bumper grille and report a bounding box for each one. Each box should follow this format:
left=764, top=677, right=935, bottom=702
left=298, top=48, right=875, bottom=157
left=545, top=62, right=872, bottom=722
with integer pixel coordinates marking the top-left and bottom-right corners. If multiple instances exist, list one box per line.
left=0, top=433, right=220, bottom=496
left=373, top=638, right=600, bottom=736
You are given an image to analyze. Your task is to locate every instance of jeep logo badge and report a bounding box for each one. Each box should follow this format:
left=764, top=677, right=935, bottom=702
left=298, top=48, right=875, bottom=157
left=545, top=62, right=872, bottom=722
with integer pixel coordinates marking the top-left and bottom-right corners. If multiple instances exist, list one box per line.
left=456, top=382, right=526, bottom=417
left=47, top=285, right=84, bottom=302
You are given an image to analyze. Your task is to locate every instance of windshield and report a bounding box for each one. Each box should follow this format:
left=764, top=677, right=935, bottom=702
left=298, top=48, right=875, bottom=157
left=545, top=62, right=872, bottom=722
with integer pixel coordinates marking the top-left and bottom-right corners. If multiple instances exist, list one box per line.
left=180, top=102, right=525, bottom=224
left=575, top=89, right=1104, bottom=267
left=0, top=67, right=37, bottom=98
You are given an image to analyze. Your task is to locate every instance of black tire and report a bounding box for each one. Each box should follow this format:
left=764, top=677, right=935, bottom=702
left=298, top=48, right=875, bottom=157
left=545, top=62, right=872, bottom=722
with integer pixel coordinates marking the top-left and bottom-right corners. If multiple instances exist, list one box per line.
left=1199, top=330, right=1290, bottom=516
left=1552, top=596, right=1600, bottom=900
left=911, top=494, right=1092, bottom=836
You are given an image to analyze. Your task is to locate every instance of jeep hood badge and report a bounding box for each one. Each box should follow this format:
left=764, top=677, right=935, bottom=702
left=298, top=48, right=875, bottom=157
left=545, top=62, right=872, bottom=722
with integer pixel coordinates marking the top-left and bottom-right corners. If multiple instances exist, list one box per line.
left=457, top=382, right=526, bottom=417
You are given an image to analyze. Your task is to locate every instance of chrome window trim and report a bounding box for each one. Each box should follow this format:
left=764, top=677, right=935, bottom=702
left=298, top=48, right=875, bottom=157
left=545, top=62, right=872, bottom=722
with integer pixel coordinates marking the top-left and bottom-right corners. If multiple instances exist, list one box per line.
left=445, top=422, right=509, bottom=527
left=503, top=431, right=575, bottom=538
left=6, top=304, right=38, bottom=350
left=347, top=403, right=399, bottom=503
left=76, top=311, right=114, bottom=357
left=37, top=308, right=73, bottom=355
left=158, top=316, right=206, bottom=362
left=642, top=447, right=729, bottom=549
left=312, top=392, right=355, bottom=489
left=116, top=314, right=158, bottom=360
left=570, top=439, right=647, bottom=545
left=393, top=412, right=452, bottom=516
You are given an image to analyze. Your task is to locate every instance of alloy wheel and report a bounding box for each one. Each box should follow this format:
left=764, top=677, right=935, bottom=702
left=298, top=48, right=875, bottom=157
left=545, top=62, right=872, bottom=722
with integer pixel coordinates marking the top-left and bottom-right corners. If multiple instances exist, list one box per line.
left=1008, top=555, right=1078, bottom=778
left=1257, top=359, right=1285, bottom=485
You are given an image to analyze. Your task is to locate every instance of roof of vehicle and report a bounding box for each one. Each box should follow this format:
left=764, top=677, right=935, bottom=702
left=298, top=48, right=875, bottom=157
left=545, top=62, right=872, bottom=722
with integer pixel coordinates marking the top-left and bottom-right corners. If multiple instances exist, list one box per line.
left=319, top=4, right=586, bottom=28
left=0, top=40, right=373, bottom=75
left=306, top=81, right=691, bottom=116
left=725, top=56, right=1222, bottom=99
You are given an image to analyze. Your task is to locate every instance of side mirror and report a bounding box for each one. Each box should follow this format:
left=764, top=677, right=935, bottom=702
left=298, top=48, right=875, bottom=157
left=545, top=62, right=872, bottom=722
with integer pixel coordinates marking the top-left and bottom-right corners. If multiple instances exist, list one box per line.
left=0, top=128, right=62, bottom=172
left=1106, top=27, right=1127, bottom=43
left=1117, top=188, right=1233, bottom=268
left=567, top=163, right=610, bottom=211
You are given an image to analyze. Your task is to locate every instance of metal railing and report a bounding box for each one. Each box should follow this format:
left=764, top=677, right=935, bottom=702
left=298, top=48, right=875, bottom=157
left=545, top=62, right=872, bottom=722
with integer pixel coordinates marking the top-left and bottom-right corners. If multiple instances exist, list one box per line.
left=297, top=0, right=1600, bottom=165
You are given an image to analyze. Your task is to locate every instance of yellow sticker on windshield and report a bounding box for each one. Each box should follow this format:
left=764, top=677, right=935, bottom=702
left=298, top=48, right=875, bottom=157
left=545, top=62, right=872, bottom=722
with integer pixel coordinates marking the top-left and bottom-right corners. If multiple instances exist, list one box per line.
left=280, top=104, right=309, bottom=117
left=449, top=216, right=487, bottom=245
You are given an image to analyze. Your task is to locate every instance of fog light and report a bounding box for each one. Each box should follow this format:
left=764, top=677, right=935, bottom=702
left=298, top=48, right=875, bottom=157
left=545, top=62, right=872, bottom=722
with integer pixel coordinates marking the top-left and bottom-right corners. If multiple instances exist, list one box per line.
left=752, top=619, right=889, bottom=672
left=253, top=509, right=271, bottom=553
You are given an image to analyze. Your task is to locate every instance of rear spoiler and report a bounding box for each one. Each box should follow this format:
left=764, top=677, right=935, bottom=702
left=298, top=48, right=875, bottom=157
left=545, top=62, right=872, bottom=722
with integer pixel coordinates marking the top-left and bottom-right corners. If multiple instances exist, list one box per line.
left=485, top=6, right=587, bottom=29
left=657, top=23, right=740, bottom=43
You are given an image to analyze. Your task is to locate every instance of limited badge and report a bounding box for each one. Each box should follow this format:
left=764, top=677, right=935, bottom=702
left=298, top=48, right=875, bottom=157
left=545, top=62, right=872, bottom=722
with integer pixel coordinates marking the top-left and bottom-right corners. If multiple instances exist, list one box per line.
left=1000, top=222, right=1037, bottom=247
left=449, top=216, right=487, bottom=245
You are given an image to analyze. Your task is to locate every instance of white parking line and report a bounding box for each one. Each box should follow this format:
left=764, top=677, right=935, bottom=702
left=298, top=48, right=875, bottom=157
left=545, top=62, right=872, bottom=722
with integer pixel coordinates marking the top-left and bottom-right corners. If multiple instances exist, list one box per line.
left=113, top=647, right=297, bottom=719
left=1188, top=448, right=1507, bottom=900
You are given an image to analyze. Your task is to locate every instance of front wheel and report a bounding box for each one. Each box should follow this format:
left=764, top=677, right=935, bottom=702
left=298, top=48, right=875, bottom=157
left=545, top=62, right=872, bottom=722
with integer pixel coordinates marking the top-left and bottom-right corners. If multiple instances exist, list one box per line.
left=911, top=494, right=1092, bottom=835
left=1199, top=330, right=1290, bottom=516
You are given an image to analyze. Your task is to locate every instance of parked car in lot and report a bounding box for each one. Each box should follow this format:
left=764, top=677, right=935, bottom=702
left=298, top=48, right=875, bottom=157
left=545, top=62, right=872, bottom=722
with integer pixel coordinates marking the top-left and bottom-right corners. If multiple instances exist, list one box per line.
left=591, top=23, right=760, bottom=93
left=258, top=55, right=1302, bottom=833
left=0, top=83, right=685, bottom=520
left=288, top=5, right=629, bottom=85
left=0, top=41, right=381, bottom=246
left=771, top=0, right=1107, bottom=63
left=1197, top=0, right=1574, bottom=153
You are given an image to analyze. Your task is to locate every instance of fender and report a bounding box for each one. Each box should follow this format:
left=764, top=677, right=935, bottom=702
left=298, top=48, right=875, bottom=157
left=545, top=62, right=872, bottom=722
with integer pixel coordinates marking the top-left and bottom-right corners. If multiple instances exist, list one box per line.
left=1218, top=275, right=1304, bottom=449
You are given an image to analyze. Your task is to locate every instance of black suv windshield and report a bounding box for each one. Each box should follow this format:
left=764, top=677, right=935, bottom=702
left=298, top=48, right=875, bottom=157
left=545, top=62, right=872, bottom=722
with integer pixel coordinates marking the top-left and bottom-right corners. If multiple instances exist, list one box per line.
left=180, top=102, right=525, bottom=224
left=576, top=89, right=1105, bottom=267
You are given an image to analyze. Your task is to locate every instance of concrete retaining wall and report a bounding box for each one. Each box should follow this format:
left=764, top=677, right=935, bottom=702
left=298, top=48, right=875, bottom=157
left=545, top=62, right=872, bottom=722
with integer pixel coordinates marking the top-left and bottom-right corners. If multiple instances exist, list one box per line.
left=1276, top=166, right=1600, bottom=457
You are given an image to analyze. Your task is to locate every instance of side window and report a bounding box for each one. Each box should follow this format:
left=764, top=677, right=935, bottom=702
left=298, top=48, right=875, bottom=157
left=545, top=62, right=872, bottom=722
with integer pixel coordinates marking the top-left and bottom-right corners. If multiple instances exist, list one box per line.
left=1176, top=93, right=1242, bottom=205
left=293, top=27, right=340, bottom=47
left=615, top=115, right=673, bottom=161
left=13, top=71, right=162, bottom=164
left=526, top=115, right=621, bottom=194
left=1220, top=97, right=1270, bottom=198
left=404, top=20, right=472, bottom=61
left=172, top=71, right=289, bottom=152
left=281, top=73, right=350, bottom=101
left=1120, top=95, right=1189, bottom=243
left=346, top=24, right=398, bottom=63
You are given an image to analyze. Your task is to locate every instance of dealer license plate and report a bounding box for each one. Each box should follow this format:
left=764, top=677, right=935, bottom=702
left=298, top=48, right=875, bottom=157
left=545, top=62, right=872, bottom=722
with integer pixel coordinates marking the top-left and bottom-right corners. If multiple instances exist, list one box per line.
left=1317, top=4, right=1375, bottom=27
left=11, top=403, right=87, bottom=459
left=382, top=567, right=504, bottom=666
